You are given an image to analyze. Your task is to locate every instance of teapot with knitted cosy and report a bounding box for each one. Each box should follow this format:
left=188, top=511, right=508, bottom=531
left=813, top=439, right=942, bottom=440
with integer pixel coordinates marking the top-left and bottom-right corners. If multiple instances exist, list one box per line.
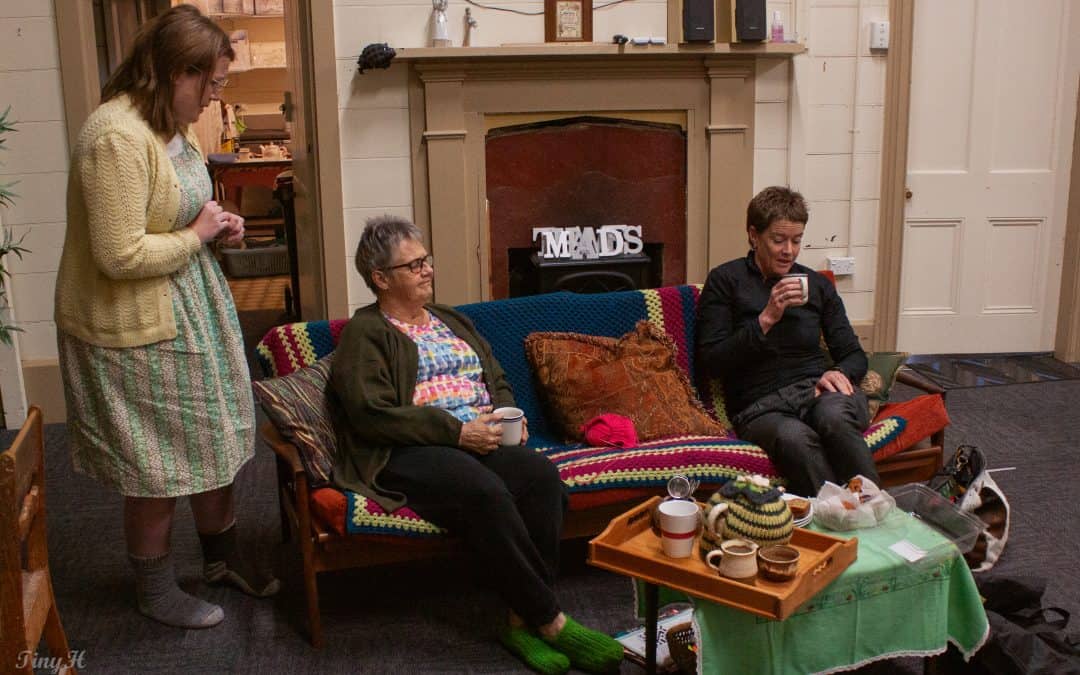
left=700, top=474, right=793, bottom=555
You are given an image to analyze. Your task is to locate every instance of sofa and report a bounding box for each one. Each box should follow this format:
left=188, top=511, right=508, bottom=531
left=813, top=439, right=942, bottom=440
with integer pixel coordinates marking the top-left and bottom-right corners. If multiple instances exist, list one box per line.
left=253, top=284, right=948, bottom=646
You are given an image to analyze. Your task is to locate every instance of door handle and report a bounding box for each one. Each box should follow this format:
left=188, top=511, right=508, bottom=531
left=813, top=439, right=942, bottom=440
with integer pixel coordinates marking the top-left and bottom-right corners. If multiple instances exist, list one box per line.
left=904, top=188, right=913, bottom=199
left=282, top=91, right=294, bottom=123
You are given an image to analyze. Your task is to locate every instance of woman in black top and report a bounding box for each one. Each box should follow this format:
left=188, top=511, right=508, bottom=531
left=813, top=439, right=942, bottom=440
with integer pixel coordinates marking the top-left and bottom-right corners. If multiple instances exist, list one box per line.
left=695, top=186, right=880, bottom=497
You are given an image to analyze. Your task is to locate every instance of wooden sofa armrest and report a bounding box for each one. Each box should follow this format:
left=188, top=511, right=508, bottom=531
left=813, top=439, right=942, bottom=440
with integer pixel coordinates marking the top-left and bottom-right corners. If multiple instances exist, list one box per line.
left=895, top=367, right=945, bottom=396
left=260, top=420, right=306, bottom=476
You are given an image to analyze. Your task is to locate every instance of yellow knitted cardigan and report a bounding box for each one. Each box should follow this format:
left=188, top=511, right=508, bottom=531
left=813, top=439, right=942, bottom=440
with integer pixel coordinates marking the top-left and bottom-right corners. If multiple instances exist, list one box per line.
left=55, top=95, right=204, bottom=349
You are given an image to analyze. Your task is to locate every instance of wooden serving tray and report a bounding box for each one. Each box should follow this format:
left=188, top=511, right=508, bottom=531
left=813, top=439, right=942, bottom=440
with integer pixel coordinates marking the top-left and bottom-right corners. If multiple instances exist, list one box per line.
left=588, top=496, right=858, bottom=621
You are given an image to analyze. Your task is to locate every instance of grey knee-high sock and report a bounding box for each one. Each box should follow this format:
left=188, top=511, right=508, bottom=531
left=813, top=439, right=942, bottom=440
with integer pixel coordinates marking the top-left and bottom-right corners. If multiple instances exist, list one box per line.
left=198, top=521, right=280, bottom=597
left=129, top=553, right=224, bottom=629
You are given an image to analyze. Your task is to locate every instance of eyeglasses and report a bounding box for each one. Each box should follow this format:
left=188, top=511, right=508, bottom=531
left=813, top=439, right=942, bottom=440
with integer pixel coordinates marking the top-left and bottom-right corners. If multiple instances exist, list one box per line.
left=189, top=67, right=229, bottom=93
left=383, top=254, right=434, bottom=274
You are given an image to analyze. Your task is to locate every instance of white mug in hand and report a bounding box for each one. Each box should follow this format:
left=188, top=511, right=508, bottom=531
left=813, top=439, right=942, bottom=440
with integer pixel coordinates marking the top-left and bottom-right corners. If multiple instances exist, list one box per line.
left=493, top=407, right=524, bottom=445
left=782, top=273, right=809, bottom=305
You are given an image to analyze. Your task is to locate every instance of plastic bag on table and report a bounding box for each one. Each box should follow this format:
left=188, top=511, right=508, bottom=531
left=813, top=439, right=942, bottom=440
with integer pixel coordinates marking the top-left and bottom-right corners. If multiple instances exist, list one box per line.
left=812, top=475, right=895, bottom=531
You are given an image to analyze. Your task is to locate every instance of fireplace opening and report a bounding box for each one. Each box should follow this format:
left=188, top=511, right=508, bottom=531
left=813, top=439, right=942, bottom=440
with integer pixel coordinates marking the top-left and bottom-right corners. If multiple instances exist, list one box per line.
left=507, top=244, right=663, bottom=297
left=486, top=116, right=687, bottom=298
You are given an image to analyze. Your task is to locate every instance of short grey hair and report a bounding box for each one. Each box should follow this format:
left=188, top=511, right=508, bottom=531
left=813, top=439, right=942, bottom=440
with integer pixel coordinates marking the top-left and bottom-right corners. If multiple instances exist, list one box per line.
left=354, top=214, right=424, bottom=292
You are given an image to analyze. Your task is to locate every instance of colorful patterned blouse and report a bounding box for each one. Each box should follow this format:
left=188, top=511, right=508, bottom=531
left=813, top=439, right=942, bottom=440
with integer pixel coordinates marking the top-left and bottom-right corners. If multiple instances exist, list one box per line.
left=385, top=311, right=492, bottom=422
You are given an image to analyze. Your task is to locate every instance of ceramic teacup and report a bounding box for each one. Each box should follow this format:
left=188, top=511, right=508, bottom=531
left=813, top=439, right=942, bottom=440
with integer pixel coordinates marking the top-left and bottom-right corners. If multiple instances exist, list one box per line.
left=493, top=406, right=524, bottom=445
left=782, top=273, right=809, bottom=305
left=705, top=539, right=758, bottom=579
left=757, top=544, right=801, bottom=582
left=656, top=499, right=702, bottom=559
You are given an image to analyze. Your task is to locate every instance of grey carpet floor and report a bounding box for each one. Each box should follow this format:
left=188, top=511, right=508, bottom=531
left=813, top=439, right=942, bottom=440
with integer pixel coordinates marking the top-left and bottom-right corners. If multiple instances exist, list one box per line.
left=10, top=379, right=1079, bottom=673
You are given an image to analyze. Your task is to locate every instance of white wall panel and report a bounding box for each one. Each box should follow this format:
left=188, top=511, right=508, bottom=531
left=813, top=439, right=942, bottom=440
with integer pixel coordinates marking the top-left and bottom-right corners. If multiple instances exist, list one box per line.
left=984, top=218, right=1040, bottom=311
left=0, top=172, right=67, bottom=226
left=809, top=7, right=858, bottom=56
left=0, top=16, right=59, bottom=70
left=0, top=70, right=64, bottom=121
left=853, top=105, right=883, bottom=153
left=850, top=199, right=879, bottom=246
left=805, top=104, right=852, bottom=154
left=906, top=0, right=975, bottom=172
left=901, top=219, right=961, bottom=313
left=989, top=1, right=1061, bottom=172
left=339, top=108, right=411, bottom=159
left=755, top=58, right=790, bottom=102
left=805, top=57, right=856, bottom=105
left=804, top=200, right=849, bottom=248
left=753, top=149, right=788, bottom=194
left=340, top=157, right=412, bottom=209
left=0, top=1, right=52, bottom=18
left=755, top=102, right=788, bottom=149
left=803, top=154, right=851, bottom=201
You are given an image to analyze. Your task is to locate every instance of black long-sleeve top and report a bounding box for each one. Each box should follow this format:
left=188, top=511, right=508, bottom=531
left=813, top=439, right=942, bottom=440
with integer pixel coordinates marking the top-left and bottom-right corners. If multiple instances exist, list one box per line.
left=695, top=252, right=867, bottom=418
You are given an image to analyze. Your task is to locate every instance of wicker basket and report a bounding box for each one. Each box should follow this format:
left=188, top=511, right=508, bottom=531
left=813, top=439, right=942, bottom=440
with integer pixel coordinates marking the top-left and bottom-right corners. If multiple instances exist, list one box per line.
left=220, top=244, right=289, bottom=278
left=666, top=621, right=697, bottom=674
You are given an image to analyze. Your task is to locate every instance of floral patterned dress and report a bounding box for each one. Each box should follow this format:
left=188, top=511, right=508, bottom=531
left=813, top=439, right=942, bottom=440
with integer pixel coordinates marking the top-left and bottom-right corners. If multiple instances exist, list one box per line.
left=58, top=134, right=254, bottom=497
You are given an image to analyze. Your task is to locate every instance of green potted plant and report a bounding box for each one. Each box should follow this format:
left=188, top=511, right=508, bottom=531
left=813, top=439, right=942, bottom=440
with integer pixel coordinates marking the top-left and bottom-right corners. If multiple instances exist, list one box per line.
left=0, top=106, right=30, bottom=347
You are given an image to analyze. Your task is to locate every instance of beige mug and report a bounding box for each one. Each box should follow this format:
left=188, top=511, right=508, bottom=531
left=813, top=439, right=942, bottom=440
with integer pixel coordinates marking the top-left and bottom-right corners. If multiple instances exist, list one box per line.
left=705, top=539, right=759, bottom=579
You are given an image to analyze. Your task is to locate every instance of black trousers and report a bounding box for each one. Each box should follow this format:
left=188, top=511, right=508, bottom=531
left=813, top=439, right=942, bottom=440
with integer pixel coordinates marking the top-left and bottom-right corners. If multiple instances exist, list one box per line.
left=378, top=444, right=568, bottom=628
left=733, top=377, right=879, bottom=497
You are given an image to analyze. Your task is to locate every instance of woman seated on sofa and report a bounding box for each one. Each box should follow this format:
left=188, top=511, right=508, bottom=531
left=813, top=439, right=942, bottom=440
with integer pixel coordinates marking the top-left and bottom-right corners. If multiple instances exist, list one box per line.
left=329, top=215, right=623, bottom=675
left=695, top=186, right=880, bottom=497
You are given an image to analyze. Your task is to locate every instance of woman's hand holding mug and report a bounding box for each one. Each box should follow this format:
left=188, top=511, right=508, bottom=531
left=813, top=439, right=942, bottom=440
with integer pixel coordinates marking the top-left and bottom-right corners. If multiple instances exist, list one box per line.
left=759, top=276, right=806, bottom=333
left=459, top=413, right=504, bottom=455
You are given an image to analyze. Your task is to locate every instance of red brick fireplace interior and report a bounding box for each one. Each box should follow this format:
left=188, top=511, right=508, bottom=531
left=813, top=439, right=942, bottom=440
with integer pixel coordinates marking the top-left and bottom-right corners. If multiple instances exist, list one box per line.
left=485, top=116, right=687, bottom=298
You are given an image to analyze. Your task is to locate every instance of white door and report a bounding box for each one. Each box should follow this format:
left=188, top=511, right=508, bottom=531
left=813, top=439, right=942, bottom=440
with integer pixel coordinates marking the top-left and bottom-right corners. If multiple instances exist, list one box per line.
left=897, top=0, right=1079, bottom=354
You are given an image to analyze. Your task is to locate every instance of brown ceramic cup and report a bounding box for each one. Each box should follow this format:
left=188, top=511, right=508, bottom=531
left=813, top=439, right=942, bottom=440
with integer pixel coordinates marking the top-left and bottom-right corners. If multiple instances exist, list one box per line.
left=757, top=544, right=801, bottom=582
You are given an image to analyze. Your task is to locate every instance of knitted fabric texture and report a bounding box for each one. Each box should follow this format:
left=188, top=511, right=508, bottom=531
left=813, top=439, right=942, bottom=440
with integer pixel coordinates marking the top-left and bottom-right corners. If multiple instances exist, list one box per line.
left=703, top=476, right=794, bottom=548
left=499, top=626, right=570, bottom=675
left=56, top=95, right=204, bottom=348
left=253, top=287, right=931, bottom=540
left=580, top=413, right=638, bottom=448
left=546, top=616, right=624, bottom=673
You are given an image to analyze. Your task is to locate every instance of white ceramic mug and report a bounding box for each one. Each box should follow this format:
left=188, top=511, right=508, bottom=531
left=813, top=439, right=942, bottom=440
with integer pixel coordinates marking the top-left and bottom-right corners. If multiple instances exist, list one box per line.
left=656, top=499, right=701, bottom=558
left=493, top=406, right=524, bottom=446
left=782, top=273, right=809, bottom=305
left=705, top=539, right=759, bottom=579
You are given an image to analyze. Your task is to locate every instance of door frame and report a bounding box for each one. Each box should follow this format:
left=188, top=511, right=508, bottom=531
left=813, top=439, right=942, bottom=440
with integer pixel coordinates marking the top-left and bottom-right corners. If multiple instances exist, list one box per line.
left=875, top=0, right=1080, bottom=359
left=53, top=0, right=344, bottom=321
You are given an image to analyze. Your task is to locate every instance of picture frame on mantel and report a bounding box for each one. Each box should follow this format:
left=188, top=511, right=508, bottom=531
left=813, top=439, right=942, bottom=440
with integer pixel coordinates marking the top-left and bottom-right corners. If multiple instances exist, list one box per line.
left=545, top=0, right=593, bottom=43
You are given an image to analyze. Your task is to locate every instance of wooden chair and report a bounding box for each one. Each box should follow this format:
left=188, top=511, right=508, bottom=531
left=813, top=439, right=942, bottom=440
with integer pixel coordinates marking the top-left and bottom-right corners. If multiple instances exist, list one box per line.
left=1, top=406, right=77, bottom=675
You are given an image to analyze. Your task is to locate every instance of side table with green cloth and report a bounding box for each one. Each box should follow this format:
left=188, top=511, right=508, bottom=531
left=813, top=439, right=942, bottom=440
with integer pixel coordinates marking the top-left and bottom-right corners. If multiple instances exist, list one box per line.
left=639, top=511, right=989, bottom=674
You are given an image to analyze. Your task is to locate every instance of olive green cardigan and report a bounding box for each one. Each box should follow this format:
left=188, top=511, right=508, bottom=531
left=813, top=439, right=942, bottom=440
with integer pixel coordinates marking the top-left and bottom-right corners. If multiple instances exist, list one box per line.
left=329, top=303, right=516, bottom=512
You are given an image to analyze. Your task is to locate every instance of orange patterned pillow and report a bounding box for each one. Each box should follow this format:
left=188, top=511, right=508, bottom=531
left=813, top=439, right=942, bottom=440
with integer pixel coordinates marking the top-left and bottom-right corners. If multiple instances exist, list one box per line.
left=525, top=321, right=728, bottom=442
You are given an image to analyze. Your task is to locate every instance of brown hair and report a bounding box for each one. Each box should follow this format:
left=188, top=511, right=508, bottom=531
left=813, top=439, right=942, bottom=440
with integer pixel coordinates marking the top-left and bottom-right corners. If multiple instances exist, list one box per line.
left=746, top=186, right=809, bottom=240
left=101, top=4, right=234, bottom=136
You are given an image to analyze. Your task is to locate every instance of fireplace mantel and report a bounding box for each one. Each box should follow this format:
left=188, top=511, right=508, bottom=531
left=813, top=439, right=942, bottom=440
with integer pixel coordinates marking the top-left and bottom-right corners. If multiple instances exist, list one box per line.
left=403, top=45, right=801, bottom=304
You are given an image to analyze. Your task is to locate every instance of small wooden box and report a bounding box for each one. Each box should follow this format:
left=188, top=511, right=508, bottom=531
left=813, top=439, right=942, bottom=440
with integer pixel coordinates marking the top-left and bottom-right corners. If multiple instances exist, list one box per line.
left=588, top=496, right=857, bottom=620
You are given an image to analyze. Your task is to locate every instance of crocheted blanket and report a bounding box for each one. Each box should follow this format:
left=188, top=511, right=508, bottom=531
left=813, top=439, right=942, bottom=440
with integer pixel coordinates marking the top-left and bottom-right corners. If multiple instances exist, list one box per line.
left=256, top=285, right=916, bottom=538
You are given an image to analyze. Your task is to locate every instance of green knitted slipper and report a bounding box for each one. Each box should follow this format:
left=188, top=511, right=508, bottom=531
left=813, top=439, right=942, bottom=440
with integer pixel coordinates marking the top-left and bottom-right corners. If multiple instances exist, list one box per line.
left=499, top=626, right=570, bottom=675
left=545, top=616, right=624, bottom=674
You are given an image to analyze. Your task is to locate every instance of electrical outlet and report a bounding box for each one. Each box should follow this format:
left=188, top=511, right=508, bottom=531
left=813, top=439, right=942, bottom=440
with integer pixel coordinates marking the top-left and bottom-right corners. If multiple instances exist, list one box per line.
left=869, top=21, right=890, bottom=50
left=827, top=256, right=856, bottom=276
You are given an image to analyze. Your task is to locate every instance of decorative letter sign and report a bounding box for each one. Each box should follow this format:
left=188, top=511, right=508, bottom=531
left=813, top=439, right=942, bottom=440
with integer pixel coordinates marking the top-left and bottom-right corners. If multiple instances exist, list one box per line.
left=532, top=225, right=643, bottom=260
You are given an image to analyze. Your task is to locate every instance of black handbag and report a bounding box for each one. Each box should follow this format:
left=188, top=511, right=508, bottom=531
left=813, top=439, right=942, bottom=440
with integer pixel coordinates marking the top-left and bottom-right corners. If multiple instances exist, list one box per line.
left=930, top=445, right=1010, bottom=572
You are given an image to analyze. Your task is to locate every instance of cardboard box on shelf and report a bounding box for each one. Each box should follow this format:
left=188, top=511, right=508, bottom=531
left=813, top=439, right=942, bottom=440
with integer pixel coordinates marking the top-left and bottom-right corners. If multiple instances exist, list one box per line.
left=221, top=0, right=254, bottom=14
left=228, top=30, right=251, bottom=71
left=249, top=41, right=287, bottom=69
left=255, top=0, right=284, bottom=15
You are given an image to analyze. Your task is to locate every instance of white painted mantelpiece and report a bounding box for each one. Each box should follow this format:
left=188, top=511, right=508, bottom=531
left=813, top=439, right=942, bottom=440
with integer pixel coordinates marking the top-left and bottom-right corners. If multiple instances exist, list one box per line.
left=397, top=43, right=803, bottom=305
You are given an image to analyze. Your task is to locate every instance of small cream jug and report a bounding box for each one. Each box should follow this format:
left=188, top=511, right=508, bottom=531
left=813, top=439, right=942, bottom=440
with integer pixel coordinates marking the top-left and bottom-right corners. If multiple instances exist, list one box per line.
left=705, top=539, right=759, bottom=579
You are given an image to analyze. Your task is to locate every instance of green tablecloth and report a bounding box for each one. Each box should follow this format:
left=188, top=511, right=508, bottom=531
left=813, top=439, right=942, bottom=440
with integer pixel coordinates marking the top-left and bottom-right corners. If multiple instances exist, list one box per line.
left=644, top=511, right=989, bottom=674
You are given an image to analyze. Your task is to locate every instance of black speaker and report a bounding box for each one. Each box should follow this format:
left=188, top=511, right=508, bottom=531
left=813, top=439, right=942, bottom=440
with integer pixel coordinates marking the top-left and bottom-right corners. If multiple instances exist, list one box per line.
left=735, top=0, right=767, bottom=42
left=682, top=0, right=714, bottom=43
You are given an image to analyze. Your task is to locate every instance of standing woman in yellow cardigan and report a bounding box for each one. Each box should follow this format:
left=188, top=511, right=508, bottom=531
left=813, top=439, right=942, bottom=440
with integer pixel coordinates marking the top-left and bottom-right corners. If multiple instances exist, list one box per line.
left=54, top=5, right=277, bottom=629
